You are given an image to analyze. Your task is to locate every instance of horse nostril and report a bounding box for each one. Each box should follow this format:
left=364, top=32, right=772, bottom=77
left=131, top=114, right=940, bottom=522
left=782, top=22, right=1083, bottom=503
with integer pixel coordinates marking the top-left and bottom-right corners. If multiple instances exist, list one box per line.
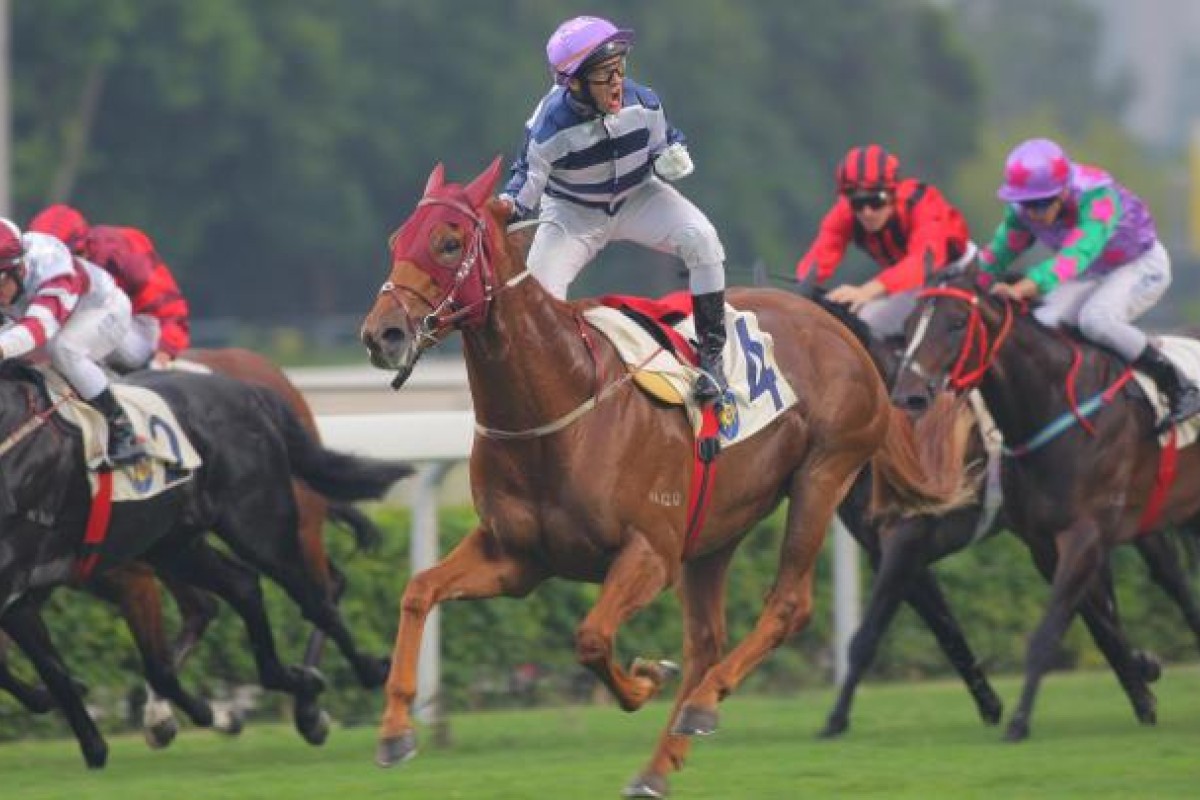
left=381, top=327, right=407, bottom=346
left=899, top=394, right=930, bottom=413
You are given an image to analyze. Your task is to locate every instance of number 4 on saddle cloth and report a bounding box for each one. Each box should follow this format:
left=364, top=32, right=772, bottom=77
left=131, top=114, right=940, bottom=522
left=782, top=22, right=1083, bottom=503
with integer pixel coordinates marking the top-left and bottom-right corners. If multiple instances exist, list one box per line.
left=585, top=293, right=799, bottom=454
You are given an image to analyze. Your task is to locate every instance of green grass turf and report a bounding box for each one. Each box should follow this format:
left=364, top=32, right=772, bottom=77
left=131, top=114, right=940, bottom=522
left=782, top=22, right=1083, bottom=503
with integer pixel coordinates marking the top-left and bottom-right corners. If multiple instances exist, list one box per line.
left=5, top=665, right=1198, bottom=799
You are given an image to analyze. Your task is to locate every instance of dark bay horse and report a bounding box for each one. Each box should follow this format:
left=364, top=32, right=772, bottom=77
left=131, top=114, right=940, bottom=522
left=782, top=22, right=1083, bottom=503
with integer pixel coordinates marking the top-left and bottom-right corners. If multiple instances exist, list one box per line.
left=0, top=367, right=411, bottom=767
left=892, top=267, right=1200, bottom=741
left=803, top=291, right=1006, bottom=738
left=0, top=347, right=395, bottom=748
left=358, top=159, right=974, bottom=796
left=811, top=289, right=1200, bottom=738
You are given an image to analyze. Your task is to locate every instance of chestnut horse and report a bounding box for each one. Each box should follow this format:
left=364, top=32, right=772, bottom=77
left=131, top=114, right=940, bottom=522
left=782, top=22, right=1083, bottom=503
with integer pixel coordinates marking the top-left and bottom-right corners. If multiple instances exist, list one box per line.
left=892, top=267, right=1200, bottom=742
left=358, top=159, right=972, bottom=796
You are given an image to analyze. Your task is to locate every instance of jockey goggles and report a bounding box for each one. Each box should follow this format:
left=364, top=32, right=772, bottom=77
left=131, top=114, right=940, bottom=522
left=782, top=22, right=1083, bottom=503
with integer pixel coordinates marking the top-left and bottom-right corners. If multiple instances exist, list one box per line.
left=847, top=190, right=891, bottom=211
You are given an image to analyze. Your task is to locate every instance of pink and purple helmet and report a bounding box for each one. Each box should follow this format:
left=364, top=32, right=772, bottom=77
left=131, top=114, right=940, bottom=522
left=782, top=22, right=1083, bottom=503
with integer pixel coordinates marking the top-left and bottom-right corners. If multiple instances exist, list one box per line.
left=546, top=15, right=635, bottom=86
left=997, top=138, right=1074, bottom=203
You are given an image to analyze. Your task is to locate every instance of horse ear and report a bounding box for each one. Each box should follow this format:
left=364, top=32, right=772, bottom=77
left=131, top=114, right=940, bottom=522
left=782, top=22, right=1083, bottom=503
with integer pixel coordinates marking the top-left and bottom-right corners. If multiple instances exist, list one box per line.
left=424, top=163, right=446, bottom=196
left=463, top=156, right=504, bottom=209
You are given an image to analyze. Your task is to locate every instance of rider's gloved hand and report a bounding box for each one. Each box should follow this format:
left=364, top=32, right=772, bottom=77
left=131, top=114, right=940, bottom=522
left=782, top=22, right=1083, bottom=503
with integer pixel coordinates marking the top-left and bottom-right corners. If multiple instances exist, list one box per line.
left=653, top=143, right=694, bottom=182
left=498, top=194, right=532, bottom=226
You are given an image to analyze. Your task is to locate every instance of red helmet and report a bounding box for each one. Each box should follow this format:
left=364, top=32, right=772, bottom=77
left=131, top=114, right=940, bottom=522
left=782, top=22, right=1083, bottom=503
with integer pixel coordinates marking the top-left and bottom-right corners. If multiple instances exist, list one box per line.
left=836, top=145, right=900, bottom=193
left=29, top=204, right=90, bottom=254
left=0, top=218, right=24, bottom=265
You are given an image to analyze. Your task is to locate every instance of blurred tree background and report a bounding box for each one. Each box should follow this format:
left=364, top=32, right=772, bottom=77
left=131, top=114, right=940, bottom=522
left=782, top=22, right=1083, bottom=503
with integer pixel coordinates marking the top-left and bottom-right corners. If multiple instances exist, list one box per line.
left=8, top=0, right=1193, bottom=357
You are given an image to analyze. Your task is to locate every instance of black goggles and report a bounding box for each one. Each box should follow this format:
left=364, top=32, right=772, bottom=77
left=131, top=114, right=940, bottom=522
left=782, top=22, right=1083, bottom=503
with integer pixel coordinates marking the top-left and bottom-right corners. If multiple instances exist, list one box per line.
left=1019, top=195, right=1060, bottom=212
left=847, top=191, right=890, bottom=211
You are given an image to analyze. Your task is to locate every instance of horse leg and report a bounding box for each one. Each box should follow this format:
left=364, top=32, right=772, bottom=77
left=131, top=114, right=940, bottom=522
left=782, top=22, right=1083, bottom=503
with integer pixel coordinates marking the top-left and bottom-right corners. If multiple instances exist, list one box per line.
left=291, top=479, right=345, bottom=675
left=1072, top=563, right=1158, bottom=722
left=624, top=544, right=736, bottom=799
left=1135, top=530, right=1200, bottom=653
left=217, top=498, right=389, bottom=692
left=902, top=566, right=1002, bottom=726
left=2, top=605, right=108, bottom=768
left=377, top=526, right=546, bottom=768
left=157, top=573, right=242, bottom=736
left=0, top=629, right=57, bottom=713
left=1006, top=521, right=1127, bottom=742
left=574, top=530, right=675, bottom=712
left=150, top=540, right=330, bottom=745
left=87, top=568, right=215, bottom=748
left=674, top=457, right=858, bottom=736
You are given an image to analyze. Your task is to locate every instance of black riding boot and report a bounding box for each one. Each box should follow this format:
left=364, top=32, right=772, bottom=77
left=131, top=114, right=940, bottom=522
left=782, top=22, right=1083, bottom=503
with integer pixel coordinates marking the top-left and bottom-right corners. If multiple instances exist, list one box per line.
left=1133, top=344, right=1200, bottom=431
left=87, top=387, right=146, bottom=466
left=692, top=290, right=728, bottom=403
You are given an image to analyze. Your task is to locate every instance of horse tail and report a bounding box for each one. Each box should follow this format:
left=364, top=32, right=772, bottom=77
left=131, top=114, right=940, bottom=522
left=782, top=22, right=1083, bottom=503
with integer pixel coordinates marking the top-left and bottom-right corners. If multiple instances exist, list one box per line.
left=255, top=387, right=414, bottom=502
left=326, top=502, right=385, bottom=553
left=869, top=393, right=977, bottom=518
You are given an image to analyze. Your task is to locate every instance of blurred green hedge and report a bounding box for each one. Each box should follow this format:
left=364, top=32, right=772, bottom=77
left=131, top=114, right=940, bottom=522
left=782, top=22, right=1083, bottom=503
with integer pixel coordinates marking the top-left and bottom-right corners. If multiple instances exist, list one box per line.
left=2, top=505, right=1196, bottom=740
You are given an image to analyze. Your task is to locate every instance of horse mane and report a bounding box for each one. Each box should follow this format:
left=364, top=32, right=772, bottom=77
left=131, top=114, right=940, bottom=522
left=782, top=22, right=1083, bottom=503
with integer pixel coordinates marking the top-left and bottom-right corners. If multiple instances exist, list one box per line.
left=802, top=286, right=875, bottom=352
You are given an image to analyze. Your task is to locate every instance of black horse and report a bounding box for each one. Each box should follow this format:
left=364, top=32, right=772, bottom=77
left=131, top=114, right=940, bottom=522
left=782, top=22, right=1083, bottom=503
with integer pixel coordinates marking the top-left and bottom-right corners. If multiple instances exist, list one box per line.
left=891, top=267, right=1200, bottom=741
left=0, top=366, right=411, bottom=767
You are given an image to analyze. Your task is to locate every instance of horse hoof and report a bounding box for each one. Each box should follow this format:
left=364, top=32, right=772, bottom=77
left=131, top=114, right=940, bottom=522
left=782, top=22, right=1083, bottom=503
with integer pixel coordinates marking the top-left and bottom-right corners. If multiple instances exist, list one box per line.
left=376, top=730, right=418, bottom=768
left=213, top=704, right=245, bottom=737
left=1134, top=650, right=1162, bottom=684
left=631, top=658, right=680, bottom=683
left=144, top=718, right=179, bottom=750
left=294, top=702, right=331, bottom=746
left=817, top=717, right=848, bottom=739
left=83, top=741, right=109, bottom=769
left=1003, top=720, right=1029, bottom=743
left=622, top=772, right=669, bottom=798
left=979, top=695, right=1003, bottom=726
left=671, top=705, right=718, bottom=736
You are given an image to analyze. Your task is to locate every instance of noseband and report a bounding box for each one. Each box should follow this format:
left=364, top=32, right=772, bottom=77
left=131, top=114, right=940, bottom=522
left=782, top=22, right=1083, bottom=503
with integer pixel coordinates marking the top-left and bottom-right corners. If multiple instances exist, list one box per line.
left=909, top=286, right=1016, bottom=392
left=377, top=196, right=538, bottom=347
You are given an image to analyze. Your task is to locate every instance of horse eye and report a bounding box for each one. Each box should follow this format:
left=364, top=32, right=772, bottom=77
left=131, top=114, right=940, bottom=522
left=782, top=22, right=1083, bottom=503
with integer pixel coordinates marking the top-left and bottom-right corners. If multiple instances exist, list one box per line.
left=947, top=318, right=966, bottom=332
left=440, top=239, right=461, bottom=255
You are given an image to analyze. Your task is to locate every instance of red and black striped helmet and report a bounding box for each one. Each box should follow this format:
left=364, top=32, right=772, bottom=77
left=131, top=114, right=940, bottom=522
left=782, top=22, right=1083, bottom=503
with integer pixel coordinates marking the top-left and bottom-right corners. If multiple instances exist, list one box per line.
left=836, top=145, right=900, bottom=193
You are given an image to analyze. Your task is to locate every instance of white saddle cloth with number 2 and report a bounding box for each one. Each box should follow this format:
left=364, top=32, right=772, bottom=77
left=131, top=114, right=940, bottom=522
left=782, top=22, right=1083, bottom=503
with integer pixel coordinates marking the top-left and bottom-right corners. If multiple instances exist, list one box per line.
left=41, top=369, right=202, bottom=501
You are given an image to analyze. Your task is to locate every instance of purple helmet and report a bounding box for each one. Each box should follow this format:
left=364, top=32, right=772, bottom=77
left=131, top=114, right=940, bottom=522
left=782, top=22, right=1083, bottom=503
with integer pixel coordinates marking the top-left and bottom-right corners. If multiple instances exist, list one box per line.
left=546, top=15, right=635, bottom=86
left=997, top=138, right=1074, bottom=203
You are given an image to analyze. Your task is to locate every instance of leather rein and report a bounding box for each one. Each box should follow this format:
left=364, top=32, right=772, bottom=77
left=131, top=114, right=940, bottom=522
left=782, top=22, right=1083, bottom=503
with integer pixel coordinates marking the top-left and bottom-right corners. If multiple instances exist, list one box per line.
left=377, top=205, right=640, bottom=440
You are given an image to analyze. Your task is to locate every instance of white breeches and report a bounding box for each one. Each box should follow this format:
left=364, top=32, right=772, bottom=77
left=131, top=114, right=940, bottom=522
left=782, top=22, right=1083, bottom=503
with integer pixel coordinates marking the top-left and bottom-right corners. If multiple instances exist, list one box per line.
left=527, top=178, right=726, bottom=300
left=47, top=289, right=132, bottom=400
left=1033, top=241, right=1170, bottom=361
left=107, top=313, right=162, bottom=372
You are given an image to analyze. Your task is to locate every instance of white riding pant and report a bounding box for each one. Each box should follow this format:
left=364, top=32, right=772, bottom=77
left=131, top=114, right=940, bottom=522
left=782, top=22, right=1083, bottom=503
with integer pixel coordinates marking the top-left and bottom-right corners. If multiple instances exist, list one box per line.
left=527, top=178, right=726, bottom=300
left=857, top=241, right=979, bottom=338
left=107, top=313, right=161, bottom=372
left=47, top=289, right=132, bottom=401
left=1033, top=240, right=1170, bottom=361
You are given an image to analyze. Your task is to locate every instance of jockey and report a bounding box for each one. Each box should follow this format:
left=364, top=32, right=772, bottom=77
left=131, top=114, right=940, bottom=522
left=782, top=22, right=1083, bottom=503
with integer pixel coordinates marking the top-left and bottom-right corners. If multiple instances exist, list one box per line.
left=30, top=204, right=191, bottom=371
left=0, top=219, right=145, bottom=465
left=499, top=15, right=730, bottom=402
left=980, top=137, right=1200, bottom=430
left=795, top=144, right=974, bottom=338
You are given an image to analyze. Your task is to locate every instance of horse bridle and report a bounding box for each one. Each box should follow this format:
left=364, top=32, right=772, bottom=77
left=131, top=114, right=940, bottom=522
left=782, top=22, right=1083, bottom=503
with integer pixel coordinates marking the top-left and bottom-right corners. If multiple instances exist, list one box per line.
left=903, top=286, right=1016, bottom=393
left=377, top=197, right=537, bottom=350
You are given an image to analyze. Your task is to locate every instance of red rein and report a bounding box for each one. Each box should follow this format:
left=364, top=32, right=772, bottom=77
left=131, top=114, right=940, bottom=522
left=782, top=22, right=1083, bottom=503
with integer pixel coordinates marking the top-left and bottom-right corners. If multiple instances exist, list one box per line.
left=916, top=287, right=1016, bottom=392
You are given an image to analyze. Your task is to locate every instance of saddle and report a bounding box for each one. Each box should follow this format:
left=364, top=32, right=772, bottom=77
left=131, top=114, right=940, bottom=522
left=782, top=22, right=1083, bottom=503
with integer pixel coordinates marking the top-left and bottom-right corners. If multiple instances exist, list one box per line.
left=584, top=293, right=798, bottom=451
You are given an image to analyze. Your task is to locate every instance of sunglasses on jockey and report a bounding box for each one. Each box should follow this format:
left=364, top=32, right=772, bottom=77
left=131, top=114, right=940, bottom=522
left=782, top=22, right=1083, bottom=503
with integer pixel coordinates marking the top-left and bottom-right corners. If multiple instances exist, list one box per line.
left=1018, top=194, right=1061, bottom=212
left=847, top=190, right=891, bottom=212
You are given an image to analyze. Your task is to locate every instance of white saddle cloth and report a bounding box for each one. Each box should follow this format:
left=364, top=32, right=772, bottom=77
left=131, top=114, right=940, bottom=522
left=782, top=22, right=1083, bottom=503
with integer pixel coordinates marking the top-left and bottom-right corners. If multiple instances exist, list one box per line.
left=42, top=368, right=202, bottom=501
left=583, top=304, right=799, bottom=450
